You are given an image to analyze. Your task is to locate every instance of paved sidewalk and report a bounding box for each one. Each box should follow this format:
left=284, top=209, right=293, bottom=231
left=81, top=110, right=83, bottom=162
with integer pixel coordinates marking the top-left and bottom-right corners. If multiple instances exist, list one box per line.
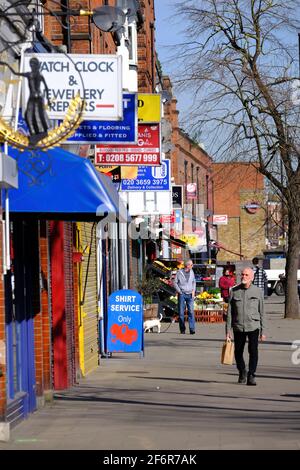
left=1, top=298, right=300, bottom=450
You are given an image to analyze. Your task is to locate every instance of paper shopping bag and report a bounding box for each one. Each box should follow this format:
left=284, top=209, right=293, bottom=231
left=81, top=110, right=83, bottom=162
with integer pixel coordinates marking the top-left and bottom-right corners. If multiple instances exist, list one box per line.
left=221, top=339, right=234, bottom=365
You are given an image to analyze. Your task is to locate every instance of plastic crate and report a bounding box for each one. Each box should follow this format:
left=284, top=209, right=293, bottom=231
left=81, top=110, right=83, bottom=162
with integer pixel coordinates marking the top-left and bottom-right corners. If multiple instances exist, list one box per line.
left=185, top=309, right=224, bottom=323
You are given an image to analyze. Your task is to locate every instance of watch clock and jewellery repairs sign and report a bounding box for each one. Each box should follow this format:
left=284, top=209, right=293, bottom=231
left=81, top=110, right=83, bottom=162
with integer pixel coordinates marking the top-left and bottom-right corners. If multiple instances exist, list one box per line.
left=22, top=54, right=123, bottom=120
left=95, top=124, right=161, bottom=166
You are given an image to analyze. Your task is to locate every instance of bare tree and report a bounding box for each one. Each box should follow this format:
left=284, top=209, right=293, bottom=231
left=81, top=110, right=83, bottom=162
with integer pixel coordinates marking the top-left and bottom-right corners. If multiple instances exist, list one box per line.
left=172, top=0, right=300, bottom=318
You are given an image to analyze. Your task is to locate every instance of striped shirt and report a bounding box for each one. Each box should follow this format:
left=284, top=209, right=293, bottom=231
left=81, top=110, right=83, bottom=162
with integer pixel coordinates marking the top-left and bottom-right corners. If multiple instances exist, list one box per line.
left=253, top=266, right=268, bottom=290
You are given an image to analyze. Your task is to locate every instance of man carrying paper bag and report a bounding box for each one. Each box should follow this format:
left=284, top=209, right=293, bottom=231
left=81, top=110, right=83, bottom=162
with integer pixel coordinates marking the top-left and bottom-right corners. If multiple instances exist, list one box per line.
left=225, top=268, right=266, bottom=386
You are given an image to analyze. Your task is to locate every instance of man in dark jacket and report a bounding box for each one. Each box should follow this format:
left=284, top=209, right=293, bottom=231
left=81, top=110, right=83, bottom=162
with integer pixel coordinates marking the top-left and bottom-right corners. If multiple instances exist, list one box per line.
left=226, top=267, right=266, bottom=386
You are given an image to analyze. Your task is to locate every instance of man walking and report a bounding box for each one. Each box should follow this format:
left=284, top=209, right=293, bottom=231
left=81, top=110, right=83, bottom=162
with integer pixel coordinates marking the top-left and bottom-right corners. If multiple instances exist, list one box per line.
left=226, top=267, right=266, bottom=385
left=173, top=259, right=196, bottom=335
left=252, top=257, right=268, bottom=298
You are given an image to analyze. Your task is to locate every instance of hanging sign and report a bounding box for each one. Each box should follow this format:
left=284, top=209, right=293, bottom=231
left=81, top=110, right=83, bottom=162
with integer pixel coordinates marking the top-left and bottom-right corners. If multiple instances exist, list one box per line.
left=64, top=93, right=137, bottom=144
left=138, top=93, right=161, bottom=122
left=121, top=160, right=170, bottom=191
left=107, top=290, right=143, bottom=353
left=23, top=53, right=123, bottom=120
left=213, top=214, right=228, bottom=225
left=186, top=183, right=197, bottom=200
left=95, top=124, right=161, bottom=166
left=172, top=185, right=183, bottom=208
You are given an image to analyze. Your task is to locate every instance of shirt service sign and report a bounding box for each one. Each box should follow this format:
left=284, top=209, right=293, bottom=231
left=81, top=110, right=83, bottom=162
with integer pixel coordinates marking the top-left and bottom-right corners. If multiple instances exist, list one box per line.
left=107, top=290, right=143, bottom=353
left=23, top=54, right=123, bottom=120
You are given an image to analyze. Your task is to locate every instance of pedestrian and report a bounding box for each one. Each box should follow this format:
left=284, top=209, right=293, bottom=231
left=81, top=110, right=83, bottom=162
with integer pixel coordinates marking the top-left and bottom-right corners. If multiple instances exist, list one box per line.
left=226, top=267, right=266, bottom=386
left=173, top=259, right=196, bottom=335
left=252, top=257, right=268, bottom=298
left=219, top=268, right=235, bottom=303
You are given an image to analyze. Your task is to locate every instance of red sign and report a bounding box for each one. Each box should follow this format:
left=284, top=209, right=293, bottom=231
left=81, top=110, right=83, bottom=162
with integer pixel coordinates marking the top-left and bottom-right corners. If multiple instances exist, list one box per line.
left=186, top=183, right=197, bottom=199
left=213, top=214, right=228, bottom=225
left=160, top=214, right=175, bottom=224
left=95, top=124, right=161, bottom=166
left=244, top=201, right=261, bottom=214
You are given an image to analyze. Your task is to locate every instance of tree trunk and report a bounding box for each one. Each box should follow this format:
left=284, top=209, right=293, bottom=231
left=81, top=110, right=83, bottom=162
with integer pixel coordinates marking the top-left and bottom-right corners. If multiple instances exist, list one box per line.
left=285, top=216, right=300, bottom=319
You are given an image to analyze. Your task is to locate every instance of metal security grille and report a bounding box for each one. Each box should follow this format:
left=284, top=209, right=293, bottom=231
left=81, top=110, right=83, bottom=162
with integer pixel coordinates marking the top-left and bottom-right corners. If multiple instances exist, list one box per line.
left=80, top=222, right=99, bottom=375
left=64, top=222, right=76, bottom=387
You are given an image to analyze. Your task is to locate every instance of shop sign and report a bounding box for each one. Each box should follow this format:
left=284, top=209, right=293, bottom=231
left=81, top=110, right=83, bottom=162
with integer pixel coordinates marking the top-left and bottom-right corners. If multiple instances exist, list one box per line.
left=244, top=201, right=261, bottom=214
left=97, top=165, right=121, bottom=183
left=95, top=124, right=161, bottom=166
left=181, top=231, right=207, bottom=251
left=174, top=209, right=182, bottom=223
left=138, top=93, right=161, bottom=122
left=172, top=185, right=183, bottom=208
left=64, top=93, right=137, bottom=144
left=106, top=290, right=143, bottom=353
left=186, top=183, right=197, bottom=200
left=160, top=213, right=175, bottom=224
left=23, top=54, right=123, bottom=120
left=213, top=214, right=228, bottom=225
left=121, top=160, right=170, bottom=191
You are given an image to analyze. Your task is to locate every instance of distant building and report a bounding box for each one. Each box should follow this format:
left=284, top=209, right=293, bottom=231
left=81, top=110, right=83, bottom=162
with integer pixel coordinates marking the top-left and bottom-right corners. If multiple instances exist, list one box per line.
left=213, top=162, right=266, bottom=261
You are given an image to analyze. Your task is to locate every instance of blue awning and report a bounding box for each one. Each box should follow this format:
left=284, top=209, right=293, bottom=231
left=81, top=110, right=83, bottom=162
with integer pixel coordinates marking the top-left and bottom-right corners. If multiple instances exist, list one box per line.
left=8, top=146, right=127, bottom=221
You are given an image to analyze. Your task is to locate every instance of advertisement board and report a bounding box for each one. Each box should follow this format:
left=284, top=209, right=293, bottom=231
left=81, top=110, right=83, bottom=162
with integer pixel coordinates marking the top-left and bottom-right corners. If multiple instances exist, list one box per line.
left=106, top=290, right=143, bottom=353
left=138, top=93, right=161, bottom=122
left=64, top=93, right=137, bottom=144
left=95, top=124, right=161, bottom=166
left=120, top=160, right=170, bottom=191
left=23, top=54, right=123, bottom=120
left=213, top=214, right=228, bottom=225
left=172, top=185, right=183, bottom=208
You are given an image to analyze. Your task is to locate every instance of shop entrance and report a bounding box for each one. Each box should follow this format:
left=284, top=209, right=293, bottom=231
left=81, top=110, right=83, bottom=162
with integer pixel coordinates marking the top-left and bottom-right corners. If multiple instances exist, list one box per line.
left=5, top=220, right=38, bottom=424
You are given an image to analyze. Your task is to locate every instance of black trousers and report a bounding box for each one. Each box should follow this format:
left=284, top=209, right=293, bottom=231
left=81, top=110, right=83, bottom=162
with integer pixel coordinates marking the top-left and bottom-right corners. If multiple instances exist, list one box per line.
left=233, top=329, right=259, bottom=375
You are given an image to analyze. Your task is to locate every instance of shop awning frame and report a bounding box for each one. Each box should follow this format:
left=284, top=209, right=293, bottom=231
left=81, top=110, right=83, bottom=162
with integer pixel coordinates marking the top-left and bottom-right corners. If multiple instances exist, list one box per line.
left=8, top=146, right=129, bottom=222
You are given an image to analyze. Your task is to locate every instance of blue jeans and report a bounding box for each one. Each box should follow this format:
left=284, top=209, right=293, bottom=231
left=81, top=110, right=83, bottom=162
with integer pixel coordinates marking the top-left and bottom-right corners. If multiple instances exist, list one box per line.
left=178, top=293, right=195, bottom=332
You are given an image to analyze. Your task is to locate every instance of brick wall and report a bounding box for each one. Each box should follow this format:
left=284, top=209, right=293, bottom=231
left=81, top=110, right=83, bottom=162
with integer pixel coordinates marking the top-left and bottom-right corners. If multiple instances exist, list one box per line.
left=213, top=163, right=266, bottom=261
left=40, top=221, right=51, bottom=390
left=44, top=0, right=117, bottom=54
left=138, top=0, right=156, bottom=92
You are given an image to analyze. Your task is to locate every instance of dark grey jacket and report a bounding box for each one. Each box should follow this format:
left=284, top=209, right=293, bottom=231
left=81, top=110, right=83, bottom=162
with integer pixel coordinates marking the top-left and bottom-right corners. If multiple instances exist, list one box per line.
left=173, top=268, right=196, bottom=295
left=226, top=283, right=265, bottom=335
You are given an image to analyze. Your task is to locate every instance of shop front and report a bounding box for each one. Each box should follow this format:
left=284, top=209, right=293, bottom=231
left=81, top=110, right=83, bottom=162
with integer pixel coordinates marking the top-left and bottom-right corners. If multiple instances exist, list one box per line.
left=3, top=146, right=123, bottom=424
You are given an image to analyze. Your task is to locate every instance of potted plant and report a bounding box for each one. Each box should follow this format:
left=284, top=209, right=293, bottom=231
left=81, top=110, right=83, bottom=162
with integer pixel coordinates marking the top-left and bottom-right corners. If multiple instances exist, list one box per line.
left=135, top=274, right=162, bottom=320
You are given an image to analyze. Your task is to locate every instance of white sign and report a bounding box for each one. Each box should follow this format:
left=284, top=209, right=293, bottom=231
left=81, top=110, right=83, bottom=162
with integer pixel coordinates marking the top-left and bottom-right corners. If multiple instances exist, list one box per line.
left=213, top=214, right=228, bottom=225
left=23, top=54, right=123, bottom=120
left=120, top=191, right=172, bottom=216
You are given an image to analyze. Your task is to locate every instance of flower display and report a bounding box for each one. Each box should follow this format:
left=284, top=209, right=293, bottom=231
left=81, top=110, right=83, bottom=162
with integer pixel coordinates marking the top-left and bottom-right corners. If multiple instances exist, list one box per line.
left=195, top=289, right=223, bottom=307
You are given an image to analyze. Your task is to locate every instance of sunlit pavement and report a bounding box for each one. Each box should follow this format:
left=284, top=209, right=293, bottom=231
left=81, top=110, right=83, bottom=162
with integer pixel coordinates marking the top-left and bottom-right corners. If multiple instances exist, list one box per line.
left=0, top=294, right=299, bottom=450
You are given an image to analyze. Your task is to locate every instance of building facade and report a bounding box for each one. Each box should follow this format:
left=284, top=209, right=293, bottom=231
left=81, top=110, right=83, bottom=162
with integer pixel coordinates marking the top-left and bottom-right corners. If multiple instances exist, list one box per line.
left=213, top=163, right=266, bottom=261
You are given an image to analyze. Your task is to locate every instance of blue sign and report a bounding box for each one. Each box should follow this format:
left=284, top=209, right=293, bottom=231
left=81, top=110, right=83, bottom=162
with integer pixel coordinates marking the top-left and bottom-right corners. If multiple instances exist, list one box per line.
left=64, top=93, right=137, bottom=144
left=107, top=289, right=143, bottom=353
left=121, top=160, right=170, bottom=191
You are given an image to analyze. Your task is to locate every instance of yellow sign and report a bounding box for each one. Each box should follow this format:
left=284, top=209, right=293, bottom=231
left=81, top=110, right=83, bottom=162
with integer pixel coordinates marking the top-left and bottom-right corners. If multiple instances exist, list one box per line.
left=98, top=166, right=138, bottom=180
left=138, top=93, right=161, bottom=123
left=180, top=234, right=200, bottom=248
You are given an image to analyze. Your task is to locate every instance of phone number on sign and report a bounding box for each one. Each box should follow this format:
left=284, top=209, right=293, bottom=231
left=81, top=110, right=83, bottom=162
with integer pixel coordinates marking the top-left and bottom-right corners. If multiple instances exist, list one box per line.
left=96, top=153, right=159, bottom=164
